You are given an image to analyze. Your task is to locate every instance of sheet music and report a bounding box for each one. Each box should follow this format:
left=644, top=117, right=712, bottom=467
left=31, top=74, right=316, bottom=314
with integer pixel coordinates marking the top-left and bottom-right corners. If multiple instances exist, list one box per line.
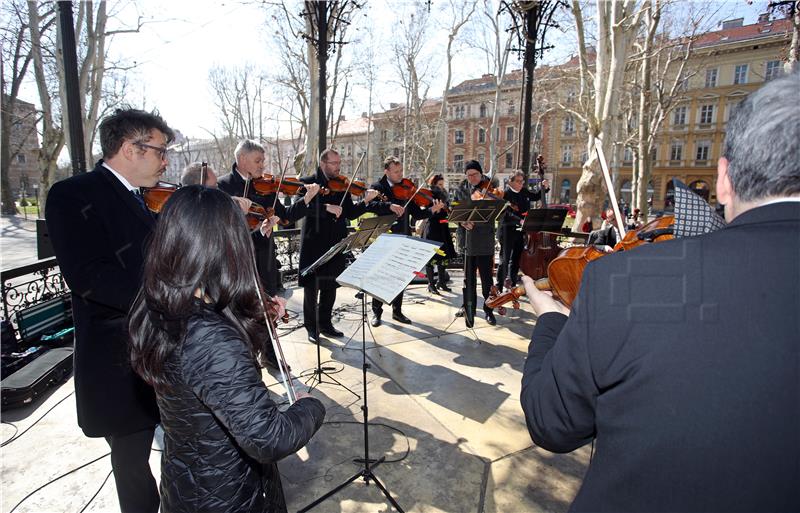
left=337, top=234, right=441, bottom=304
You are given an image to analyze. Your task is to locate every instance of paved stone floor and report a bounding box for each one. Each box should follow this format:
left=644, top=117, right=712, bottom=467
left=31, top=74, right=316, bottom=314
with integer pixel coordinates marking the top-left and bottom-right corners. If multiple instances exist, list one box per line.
left=1, top=215, right=590, bottom=512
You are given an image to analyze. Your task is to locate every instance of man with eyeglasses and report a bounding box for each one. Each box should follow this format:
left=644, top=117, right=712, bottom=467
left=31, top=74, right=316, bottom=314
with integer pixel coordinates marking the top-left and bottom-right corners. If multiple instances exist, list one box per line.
left=454, top=160, right=498, bottom=327
left=46, top=108, right=174, bottom=513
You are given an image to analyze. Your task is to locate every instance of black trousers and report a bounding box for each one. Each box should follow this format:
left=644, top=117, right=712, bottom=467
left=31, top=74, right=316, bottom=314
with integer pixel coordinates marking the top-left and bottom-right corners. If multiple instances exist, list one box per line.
left=372, top=291, right=403, bottom=316
left=425, top=261, right=448, bottom=287
left=255, top=237, right=279, bottom=296
left=497, top=225, right=524, bottom=288
left=463, top=254, right=494, bottom=316
left=105, top=427, right=159, bottom=513
left=303, top=283, right=337, bottom=335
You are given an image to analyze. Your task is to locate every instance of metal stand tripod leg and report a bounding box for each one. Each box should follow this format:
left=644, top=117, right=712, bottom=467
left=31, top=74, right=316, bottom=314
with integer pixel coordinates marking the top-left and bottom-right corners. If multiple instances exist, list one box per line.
left=298, top=292, right=404, bottom=513
left=303, top=331, right=360, bottom=399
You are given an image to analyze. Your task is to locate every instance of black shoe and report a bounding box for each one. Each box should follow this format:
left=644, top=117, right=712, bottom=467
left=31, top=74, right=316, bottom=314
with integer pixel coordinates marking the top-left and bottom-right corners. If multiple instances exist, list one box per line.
left=427, top=284, right=441, bottom=295
left=371, top=314, right=382, bottom=327
left=485, top=311, right=497, bottom=326
left=455, top=308, right=465, bottom=318
left=465, top=312, right=474, bottom=328
left=320, top=326, right=344, bottom=338
left=392, top=312, right=412, bottom=324
left=437, top=283, right=451, bottom=292
left=307, top=332, right=319, bottom=343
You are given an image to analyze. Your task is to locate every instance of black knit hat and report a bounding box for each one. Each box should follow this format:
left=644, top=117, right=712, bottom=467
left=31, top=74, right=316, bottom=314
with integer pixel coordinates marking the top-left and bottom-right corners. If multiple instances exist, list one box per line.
left=464, top=160, right=482, bottom=174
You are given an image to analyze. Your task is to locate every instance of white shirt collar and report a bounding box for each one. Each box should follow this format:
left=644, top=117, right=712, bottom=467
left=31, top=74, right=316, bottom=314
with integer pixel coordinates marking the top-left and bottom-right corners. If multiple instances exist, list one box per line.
left=102, top=162, right=138, bottom=193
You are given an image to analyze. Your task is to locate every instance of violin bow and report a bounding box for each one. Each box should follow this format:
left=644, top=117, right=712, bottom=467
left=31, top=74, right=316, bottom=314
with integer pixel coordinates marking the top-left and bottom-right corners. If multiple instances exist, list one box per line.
left=200, top=161, right=208, bottom=187
left=338, top=152, right=366, bottom=208
left=271, top=160, right=292, bottom=212
left=594, top=139, right=628, bottom=236
left=252, top=275, right=297, bottom=405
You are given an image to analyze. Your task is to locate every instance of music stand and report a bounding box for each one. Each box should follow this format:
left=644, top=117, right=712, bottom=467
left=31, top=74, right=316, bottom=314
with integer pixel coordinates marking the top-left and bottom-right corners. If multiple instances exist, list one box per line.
left=299, top=234, right=443, bottom=513
left=447, top=200, right=505, bottom=329
left=521, top=208, right=569, bottom=234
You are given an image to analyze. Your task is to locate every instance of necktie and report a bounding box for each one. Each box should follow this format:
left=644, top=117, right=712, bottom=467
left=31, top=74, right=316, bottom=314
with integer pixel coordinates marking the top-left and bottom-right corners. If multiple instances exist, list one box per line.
left=132, top=189, right=149, bottom=213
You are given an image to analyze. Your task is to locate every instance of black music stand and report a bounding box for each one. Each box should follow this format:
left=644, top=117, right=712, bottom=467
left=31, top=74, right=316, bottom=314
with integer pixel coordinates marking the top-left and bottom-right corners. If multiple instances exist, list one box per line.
left=521, top=208, right=569, bottom=234
left=447, top=200, right=505, bottom=329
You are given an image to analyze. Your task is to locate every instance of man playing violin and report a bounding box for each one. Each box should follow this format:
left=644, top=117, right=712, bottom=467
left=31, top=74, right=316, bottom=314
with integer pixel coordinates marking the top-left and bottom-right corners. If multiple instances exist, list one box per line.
left=519, top=73, right=800, bottom=512
left=367, top=156, right=445, bottom=327
left=454, top=160, right=499, bottom=327
left=218, top=140, right=320, bottom=296
left=496, top=169, right=549, bottom=291
left=297, top=149, right=380, bottom=343
left=46, top=108, right=174, bottom=513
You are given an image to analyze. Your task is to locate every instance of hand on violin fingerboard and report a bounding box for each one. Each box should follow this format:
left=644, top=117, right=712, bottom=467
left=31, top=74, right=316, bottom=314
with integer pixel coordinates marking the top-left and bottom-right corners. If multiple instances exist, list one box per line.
left=520, top=275, right=570, bottom=316
left=461, top=221, right=474, bottom=231
left=302, top=183, right=321, bottom=204
left=430, top=199, right=445, bottom=213
left=260, top=215, right=280, bottom=238
left=325, top=204, right=343, bottom=218
left=389, top=204, right=405, bottom=217
left=364, top=189, right=380, bottom=203
left=232, top=196, right=252, bottom=214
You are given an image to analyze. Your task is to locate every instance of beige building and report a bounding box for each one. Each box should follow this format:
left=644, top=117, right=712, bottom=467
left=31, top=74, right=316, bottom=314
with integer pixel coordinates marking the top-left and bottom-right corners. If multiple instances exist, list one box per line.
left=3, top=97, right=41, bottom=198
left=547, top=15, right=792, bottom=210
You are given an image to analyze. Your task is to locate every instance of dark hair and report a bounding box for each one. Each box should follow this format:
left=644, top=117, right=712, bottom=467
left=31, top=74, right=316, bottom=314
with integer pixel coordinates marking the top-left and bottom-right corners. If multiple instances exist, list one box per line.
left=428, top=174, right=444, bottom=186
left=99, top=108, right=175, bottom=158
left=464, top=160, right=482, bottom=174
left=723, top=72, right=800, bottom=202
left=181, top=162, right=213, bottom=186
left=129, top=186, right=269, bottom=393
left=319, top=148, right=340, bottom=163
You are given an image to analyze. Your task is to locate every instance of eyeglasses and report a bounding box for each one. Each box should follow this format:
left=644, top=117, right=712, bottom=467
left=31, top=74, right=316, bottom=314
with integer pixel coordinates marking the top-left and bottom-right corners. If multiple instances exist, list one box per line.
left=466, top=171, right=482, bottom=178
left=134, top=142, right=168, bottom=159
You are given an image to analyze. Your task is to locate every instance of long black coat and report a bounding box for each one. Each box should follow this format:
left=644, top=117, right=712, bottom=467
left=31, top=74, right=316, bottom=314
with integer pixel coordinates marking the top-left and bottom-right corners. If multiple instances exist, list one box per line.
left=158, top=304, right=325, bottom=513
left=521, top=202, right=800, bottom=512
left=218, top=165, right=309, bottom=293
left=45, top=162, right=160, bottom=437
left=296, top=168, right=370, bottom=288
left=421, top=185, right=456, bottom=261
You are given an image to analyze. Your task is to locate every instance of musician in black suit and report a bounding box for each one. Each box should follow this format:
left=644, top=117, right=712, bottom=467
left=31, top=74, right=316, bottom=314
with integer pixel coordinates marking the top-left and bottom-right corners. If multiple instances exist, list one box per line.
left=217, top=140, right=320, bottom=296
left=520, top=72, right=800, bottom=512
left=296, top=149, right=379, bottom=342
left=45, top=108, right=174, bottom=513
left=368, top=156, right=445, bottom=327
left=496, top=170, right=548, bottom=290
left=585, top=207, right=621, bottom=250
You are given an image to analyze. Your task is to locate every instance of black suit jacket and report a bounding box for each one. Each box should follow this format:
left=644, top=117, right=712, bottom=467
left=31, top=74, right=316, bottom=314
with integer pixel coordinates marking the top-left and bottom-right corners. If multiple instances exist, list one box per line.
left=368, top=175, right=430, bottom=235
left=296, top=168, right=370, bottom=287
left=586, top=224, right=619, bottom=247
left=521, top=202, right=800, bottom=512
left=45, top=162, right=160, bottom=437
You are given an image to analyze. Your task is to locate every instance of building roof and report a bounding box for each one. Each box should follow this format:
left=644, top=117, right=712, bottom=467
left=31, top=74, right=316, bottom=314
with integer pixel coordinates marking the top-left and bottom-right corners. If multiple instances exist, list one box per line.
left=695, top=17, right=791, bottom=49
left=448, top=70, right=524, bottom=95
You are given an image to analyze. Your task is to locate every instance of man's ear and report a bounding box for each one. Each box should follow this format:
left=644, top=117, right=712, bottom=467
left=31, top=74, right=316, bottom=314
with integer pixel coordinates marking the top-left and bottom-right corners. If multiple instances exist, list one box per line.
left=716, top=157, right=734, bottom=207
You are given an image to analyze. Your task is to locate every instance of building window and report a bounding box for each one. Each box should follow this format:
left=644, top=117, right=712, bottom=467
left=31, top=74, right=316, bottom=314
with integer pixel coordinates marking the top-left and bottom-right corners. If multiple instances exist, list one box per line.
left=673, top=106, right=687, bottom=126
left=651, top=147, right=657, bottom=162
left=580, top=150, right=588, bottom=164
left=563, top=115, right=575, bottom=134
left=566, top=90, right=576, bottom=104
left=16, top=154, right=26, bottom=164
left=765, top=60, right=782, bottom=81
left=623, top=146, right=633, bottom=163
left=455, top=105, right=465, bottom=119
left=507, top=101, right=515, bottom=115
left=734, top=64, right=748, bottom=85
left=453, top=154, right=464, bottom=173
left=393, top=147, right=400, bottom=157
left=678, top=74, right=689, bottom=91
left=705, top=68, right=718, bottom=88
left=478, top=128, right=486, bottom=143
left=505, top=153, right=513, bottom=169
left=454, top=130, right=464, bottom=144
left=561, top=144, right=572, bottom=164
left=478, top=153, right=485, bottom=167
left=381, top=130, right=388, bottom=142
left=670, top=141, right=683, bottom=162
left=506, top=126, right=515, bottom=141
left=695, top=140, right=711, bottom=162
left=479, top=103, right=487, bottom=118
left=699, top=104, right=715, bottom=125
left=560, top=179, right=571, bottom=202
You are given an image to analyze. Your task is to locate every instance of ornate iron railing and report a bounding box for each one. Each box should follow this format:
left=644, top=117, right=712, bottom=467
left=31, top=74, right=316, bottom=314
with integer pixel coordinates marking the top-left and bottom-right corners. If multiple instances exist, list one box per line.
left=1, top=258, right=69, bottom=323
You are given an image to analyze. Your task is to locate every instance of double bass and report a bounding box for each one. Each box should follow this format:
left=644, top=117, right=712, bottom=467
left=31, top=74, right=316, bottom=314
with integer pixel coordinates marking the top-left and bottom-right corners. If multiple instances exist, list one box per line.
left=517, top=156, right=560, bottom=281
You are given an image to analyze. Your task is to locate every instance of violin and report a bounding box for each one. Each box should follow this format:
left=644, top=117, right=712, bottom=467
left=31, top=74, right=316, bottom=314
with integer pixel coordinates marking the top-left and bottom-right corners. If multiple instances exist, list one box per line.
left=326, top=175, right=386, bottom=200
left=142, top=182, right=180, bottom=213
left=251, top=175, right=328, bottom=197
left=245, top=203, right=276, bottom=232
left=390, top=178, right=441, bottom=209
left=471, top=178, right=505, bottom=202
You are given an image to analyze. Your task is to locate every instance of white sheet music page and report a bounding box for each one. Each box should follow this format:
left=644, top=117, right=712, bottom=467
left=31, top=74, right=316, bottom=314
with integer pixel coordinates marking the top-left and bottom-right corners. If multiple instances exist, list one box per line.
left=336, top=234, right=441, bottom=304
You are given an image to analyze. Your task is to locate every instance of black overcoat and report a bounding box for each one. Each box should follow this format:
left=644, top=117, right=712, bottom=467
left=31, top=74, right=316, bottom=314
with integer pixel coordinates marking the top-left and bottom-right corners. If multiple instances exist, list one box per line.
left=45, top=162, right=160, bottom=437
left=521, top=202, right=800, bottom=512
left=421, top=185, right=456, bottom=261
left=295, top=168, right=369, bottom=288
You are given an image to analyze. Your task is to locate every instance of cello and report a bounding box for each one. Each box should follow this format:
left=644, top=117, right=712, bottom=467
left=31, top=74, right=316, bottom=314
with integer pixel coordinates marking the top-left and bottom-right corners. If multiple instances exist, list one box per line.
left=517, top=156, right=560, bottom=281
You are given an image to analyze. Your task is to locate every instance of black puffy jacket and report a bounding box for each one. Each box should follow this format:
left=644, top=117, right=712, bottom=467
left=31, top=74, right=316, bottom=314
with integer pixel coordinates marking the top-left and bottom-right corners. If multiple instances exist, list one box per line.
left=157, top=304, right=325, bottom=513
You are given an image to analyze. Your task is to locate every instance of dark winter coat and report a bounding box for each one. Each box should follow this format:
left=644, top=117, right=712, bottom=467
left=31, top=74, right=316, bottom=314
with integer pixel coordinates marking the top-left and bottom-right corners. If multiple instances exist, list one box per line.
left=45, top=161, right=160, bottom=437
left=296, top=168, right=371, bottom=288
left=521, top=202, right=800, bottom=512
left=421, top=185, right=456, bottom=261
left=454, top=177, right=497, bottom=257
left=158, top=303, right=325, bottom=513
left=368, top=175, right=431, bottom=235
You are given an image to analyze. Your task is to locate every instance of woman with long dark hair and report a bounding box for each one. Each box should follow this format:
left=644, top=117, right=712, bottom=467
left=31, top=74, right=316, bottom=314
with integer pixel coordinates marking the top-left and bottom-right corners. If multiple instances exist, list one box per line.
left=129, top=186, right=325, bottom=513
left=422, top=174, right=456, bottom=294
